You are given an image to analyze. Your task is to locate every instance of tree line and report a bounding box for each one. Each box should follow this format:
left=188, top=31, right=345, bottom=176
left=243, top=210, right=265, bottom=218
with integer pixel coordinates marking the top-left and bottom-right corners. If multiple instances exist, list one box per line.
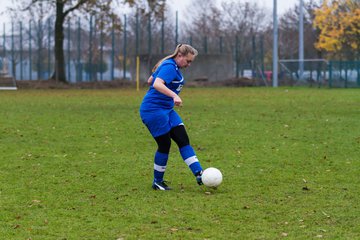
left=5, top=0, right=360, bottom=83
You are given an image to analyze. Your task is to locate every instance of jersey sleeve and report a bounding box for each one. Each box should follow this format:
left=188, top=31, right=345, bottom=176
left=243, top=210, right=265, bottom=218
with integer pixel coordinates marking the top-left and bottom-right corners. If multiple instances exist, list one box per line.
left=156, top=64, right=177, bottom=84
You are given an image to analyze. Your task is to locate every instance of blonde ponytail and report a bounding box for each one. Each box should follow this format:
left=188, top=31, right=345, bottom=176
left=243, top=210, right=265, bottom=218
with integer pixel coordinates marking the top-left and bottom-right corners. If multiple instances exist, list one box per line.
left=152, top=44, right=198, bottom=72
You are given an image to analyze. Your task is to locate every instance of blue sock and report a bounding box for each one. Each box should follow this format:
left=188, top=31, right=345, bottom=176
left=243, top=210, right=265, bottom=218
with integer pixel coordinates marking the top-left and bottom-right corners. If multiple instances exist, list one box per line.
left=153, top=151, right=168, bottom=182
left=179, top=145, right=202, bottom=176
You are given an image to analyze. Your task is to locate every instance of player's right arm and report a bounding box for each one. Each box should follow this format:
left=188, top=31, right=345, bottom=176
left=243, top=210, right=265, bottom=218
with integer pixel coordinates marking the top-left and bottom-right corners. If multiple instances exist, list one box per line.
left=153, top=78, right=182, bottom=106
left=147, top=75, right=153, bottom=85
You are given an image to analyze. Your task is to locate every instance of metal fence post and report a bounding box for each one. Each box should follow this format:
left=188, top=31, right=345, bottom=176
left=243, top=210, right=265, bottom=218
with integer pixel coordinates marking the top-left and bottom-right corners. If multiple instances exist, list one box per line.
left=77, top=18, right=81, bottom=82
left=135, top=10, right=139, bottom=56
left=93, top=17, right=98, bottom=80
left=29, top=21, right=32, bottom=80
left=161, top=12, right=164, bottom=54
left=328, top=61, right=332, bottom=88
left=2, top=24, right=6, bottom=58
left=37, top=20, right=42, bottom=80
left=339, top=60, right=343, bottom=88
left=148, top=14, right=151, bottom=55
left=67, top=20, right=71, bottom=82
left=88, top=15, right=93, bottom=81
left=48, top=18, right=51, bottom=79
left=11, top=22, right=15, bottom=78
left=357, top=61, right=360, bottom=87
left=175, top=11, right=178, bottom=46
left=252, top=35, right=256, bottom=78
left=344, top=61, right=348, bottom=88
left=123, top=14, right=127, bottom=80
left=260, top=35, right=264, bottom=75
left=20, top=21, right=23, bottom=80
left=219, top=36, right=223, bottom=54
left=111, top=19, right=115, bottom=81
left=100, top=21, right=104, bottom=81
left=203, top=36, right=207, bottom=54
left=235, top=36, right=239, bottom=78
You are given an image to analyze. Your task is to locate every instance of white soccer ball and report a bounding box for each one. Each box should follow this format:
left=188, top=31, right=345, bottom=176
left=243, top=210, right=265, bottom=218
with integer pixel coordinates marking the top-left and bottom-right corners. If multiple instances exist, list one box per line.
left=202, top=167, right=223, bottom=187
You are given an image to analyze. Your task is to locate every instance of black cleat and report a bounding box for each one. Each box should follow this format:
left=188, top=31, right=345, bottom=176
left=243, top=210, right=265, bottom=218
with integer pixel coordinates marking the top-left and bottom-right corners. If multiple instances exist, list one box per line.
left=195, top=171, right=203, bottom=185
left=152, top=181, right=172, bottom=190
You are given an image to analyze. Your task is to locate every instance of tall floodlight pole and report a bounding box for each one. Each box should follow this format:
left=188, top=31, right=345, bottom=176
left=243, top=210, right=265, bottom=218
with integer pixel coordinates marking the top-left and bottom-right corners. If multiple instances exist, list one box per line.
left=299, top=0, right=304, bottom=80
left=272, top=0, right=278, bottom=87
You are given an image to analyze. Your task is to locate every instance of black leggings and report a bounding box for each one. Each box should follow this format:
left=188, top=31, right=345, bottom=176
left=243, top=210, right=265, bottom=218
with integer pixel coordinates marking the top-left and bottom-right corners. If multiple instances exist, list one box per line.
left=154, top=125, right=189, bottom=154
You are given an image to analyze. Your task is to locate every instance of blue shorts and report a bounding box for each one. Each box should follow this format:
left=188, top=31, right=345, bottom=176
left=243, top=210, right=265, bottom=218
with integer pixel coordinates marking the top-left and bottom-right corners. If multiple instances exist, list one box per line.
left=140, top=109, right=183, bottom=137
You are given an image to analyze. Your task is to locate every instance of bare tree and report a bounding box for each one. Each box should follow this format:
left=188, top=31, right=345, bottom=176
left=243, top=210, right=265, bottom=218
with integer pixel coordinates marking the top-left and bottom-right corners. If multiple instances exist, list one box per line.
left=179, top=0, right=221, bottom=53
left=9, top=0, right=166, bottom=83
left=278, top=0, right=321, bottom=60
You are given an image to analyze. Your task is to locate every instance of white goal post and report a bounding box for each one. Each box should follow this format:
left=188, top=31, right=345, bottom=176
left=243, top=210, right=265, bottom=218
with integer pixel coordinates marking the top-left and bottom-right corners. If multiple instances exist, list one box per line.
left=279, top=59, right=329, bottom=85
left=0, top=76, right=17, bottom=90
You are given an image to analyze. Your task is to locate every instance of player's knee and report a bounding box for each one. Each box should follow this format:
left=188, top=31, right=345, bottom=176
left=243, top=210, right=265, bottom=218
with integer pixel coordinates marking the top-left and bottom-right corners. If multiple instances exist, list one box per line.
left=176, top=136, right=189, bottom=148
left=171, top=125, right=190, bottom=148
left=155, top=133, right=171, bottom=153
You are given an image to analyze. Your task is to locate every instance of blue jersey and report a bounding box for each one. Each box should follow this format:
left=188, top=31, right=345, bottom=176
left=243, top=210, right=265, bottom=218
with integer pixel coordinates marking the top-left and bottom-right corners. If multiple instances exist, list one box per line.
left=140, top=59, right=184, bottom=111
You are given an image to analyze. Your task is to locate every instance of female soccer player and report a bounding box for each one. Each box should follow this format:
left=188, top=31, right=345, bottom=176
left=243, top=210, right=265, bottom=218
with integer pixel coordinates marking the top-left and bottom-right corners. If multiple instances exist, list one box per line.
left=140, top=44, right=203, bottom=190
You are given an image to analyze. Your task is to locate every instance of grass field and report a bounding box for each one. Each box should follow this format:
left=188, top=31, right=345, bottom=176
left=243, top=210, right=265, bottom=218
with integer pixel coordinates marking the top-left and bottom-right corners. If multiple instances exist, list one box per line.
left=0, top=87, right=359, bottom=239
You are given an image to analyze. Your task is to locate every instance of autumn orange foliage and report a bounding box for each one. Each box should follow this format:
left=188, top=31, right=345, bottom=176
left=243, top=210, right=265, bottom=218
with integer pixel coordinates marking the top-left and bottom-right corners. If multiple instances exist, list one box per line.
left=313, top=0, right=360, bottom=55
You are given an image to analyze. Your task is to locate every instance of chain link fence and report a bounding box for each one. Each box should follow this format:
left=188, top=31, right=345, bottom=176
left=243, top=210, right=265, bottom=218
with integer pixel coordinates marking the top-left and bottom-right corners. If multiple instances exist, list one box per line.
left=0, top=14, right=359, bottom=88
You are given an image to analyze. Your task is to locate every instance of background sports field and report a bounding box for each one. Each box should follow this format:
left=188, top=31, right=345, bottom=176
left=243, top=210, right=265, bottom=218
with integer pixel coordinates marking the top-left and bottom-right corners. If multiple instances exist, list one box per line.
left=1, top=88, right=359, bottom=239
